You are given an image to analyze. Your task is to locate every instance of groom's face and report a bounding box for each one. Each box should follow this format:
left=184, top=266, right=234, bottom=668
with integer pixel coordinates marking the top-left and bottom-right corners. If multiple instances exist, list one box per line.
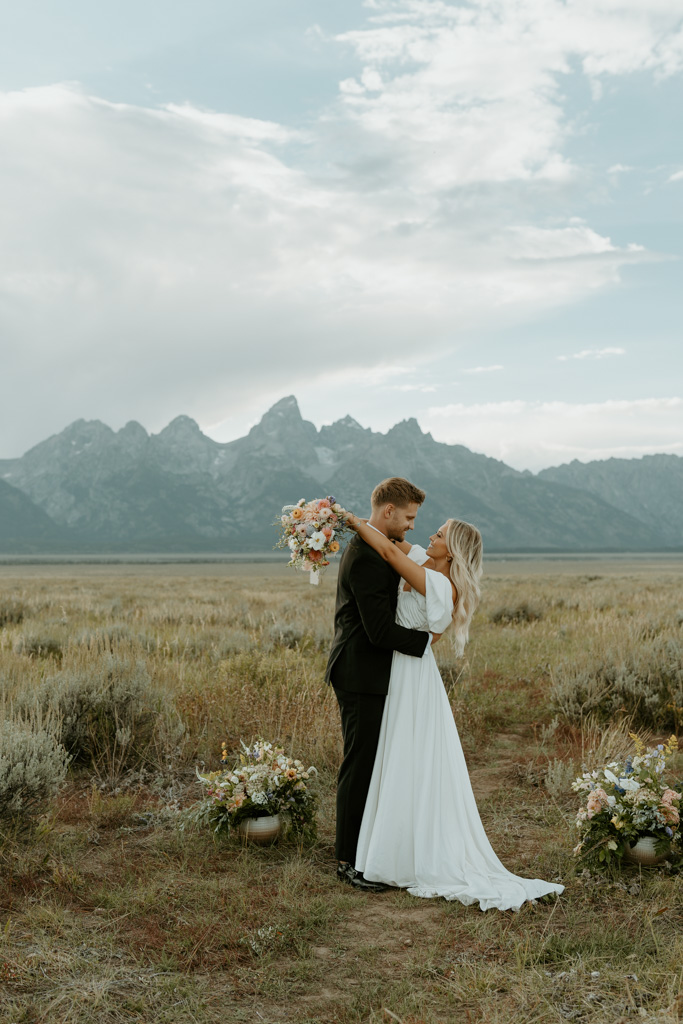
left=385, top=502, right=420, bottom=542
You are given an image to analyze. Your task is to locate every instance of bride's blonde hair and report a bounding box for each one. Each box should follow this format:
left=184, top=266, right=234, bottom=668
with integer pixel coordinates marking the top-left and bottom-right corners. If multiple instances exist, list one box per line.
left=445, top=518, right=483, bottom=656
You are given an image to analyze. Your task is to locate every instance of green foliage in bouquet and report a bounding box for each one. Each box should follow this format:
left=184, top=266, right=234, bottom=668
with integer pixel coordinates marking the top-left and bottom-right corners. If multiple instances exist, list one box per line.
left=572, top=734, right=681, bottom=872
left=195, top=739, right=318, bottom=843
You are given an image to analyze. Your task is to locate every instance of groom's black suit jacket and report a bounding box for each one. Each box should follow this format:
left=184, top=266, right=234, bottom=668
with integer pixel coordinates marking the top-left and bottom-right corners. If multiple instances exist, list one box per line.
left=325, top=534, right=430, bottom=694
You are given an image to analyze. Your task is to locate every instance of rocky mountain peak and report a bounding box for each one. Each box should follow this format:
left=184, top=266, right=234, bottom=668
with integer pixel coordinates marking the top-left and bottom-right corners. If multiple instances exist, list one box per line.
left=117, top=421, right=148, bottom=441
left=254, top=396, right=304, bottom=431
left=248, top=396, right=317, bottom=450
left=21, top=419, right=114, bottom=462
left=268, top=395, right=301, bottom=416
left=334, top=414, right=364, bottom=430
left=388, top=417, right=423, bottom=437
left=156, top=415, right=203, bottom=439
left=60, top=419, right=114, bottom=444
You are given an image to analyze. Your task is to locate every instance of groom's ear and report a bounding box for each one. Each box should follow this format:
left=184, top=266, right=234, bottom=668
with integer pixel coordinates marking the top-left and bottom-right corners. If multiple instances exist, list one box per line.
left=382, top=503, right=395, bottom=519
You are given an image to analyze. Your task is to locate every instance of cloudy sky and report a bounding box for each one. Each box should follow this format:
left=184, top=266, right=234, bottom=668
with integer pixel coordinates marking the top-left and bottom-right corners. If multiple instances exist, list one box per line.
left=1, top=0, right=682, bottom=470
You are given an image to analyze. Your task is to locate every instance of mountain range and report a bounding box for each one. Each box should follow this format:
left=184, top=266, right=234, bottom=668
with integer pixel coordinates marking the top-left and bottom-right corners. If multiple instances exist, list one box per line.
left=0, top=396, right=680, bottom=553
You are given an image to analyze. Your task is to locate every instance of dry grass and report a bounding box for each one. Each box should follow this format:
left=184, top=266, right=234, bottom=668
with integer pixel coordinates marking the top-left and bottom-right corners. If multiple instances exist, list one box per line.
left=0, top=560, right=682, bottom=1023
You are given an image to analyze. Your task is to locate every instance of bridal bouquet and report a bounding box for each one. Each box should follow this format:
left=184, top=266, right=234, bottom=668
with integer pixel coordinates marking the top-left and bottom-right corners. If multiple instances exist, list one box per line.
left=572, top=734, right=681, bottom=870
left=195, top=739, right=318, bottom=840
left=275, top=496, right=352, bottom=575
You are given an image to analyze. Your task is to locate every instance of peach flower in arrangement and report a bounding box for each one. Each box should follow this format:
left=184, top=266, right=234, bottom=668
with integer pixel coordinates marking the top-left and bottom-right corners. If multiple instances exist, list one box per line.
left=329, top=541, right=340, bottom=553
left=662, top=803, right=680, bottom=826
left=586, top=788, right=609, bottom=818
left=291, top=507, right=304, bottom=521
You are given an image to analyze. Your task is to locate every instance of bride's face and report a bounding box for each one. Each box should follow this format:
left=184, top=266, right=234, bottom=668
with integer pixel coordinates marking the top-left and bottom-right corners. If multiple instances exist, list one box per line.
left=426, top=522, right=451, bottom=561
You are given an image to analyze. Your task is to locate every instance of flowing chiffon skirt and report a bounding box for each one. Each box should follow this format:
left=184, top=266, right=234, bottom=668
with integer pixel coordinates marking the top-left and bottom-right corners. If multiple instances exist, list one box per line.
left=355, top=554, right=564, bottom=912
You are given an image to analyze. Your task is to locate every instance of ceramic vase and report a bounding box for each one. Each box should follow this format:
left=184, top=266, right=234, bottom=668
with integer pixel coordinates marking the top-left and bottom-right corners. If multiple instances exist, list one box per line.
left=623, top=835, right=669, bottom=866
left=238, top=813, right=282, bottom=844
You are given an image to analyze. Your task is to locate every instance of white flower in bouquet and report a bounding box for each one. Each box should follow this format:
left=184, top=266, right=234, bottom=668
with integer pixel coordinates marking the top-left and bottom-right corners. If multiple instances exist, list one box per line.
left=604, top=768, right=641, bottom=792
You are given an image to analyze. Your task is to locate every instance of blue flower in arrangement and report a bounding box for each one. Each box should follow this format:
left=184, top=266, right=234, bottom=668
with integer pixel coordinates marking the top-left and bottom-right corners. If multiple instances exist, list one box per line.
left=666, top=826, right=674, bottom=837
left=327, top=495, right=337, bottom=505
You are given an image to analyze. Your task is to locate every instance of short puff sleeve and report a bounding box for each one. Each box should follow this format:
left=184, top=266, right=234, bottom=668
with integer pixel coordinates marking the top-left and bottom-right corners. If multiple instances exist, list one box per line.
left=424, top=570, right=454, bottom=633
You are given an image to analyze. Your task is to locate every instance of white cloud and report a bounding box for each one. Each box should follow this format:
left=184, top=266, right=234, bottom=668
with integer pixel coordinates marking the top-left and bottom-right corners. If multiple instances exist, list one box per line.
left=423, top=397, right=683, bottom=470
left=1, top=1, right=682, bottom=455
left=462, top=365, right=504, bottom=374
left=335, top=0, right=683, bottom=192
left=0, top=80, right=652, bottom=456
left=557, top=347, right=626, bottom=361
left=667, top=169, right=683, bottom=182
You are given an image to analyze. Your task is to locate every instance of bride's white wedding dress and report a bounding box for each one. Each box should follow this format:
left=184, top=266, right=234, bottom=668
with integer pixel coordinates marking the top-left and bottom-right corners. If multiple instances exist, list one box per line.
left=355, top=546, right=564, bottom=912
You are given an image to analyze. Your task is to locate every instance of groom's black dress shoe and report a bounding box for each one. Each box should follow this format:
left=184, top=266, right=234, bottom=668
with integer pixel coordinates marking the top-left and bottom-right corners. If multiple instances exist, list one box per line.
left=336, top=862, right=389, bottom=892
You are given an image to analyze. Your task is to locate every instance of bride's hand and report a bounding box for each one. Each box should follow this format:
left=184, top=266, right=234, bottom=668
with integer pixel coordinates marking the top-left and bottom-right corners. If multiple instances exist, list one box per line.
left=344, top=512, right=367, bottom=531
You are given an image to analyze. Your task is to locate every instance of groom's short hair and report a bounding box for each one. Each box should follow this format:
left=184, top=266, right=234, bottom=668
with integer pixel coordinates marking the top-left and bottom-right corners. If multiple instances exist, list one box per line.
left=371, top=477, right=426, bottom=509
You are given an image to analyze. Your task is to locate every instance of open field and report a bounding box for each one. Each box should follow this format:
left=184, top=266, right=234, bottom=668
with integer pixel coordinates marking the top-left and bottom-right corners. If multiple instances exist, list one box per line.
left=1, top=559, right=682, bottom=1024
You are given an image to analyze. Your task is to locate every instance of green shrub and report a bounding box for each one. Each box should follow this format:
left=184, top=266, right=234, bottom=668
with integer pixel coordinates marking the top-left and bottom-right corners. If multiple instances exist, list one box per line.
left=0, top=711, right=69, bottom=824
left=0, top=599, right=26, bottom=628
left=20, top=654, right=160, bottom=773
left=550, top=637, right=683, bottom=731
left=76, top=625, right=134, bottom=650
left=268, top=623, right=331, bottom=652
left=543, top=757, right=577, bottom=800
left=269, top=623, right=306, bottom=648
left=215, top=630, right=260, bottom=657
left=13, top=632, right=63, bottom=660
left=489, top=601, right=543, bottom=624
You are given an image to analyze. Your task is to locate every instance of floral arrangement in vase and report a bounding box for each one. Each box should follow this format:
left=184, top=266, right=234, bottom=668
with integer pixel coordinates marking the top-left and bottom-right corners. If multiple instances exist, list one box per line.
left=275, top=497, right=352, bottom=576
left=195, top=739, right=318, bottom=842
left=572, top=734, right=681, bottom=870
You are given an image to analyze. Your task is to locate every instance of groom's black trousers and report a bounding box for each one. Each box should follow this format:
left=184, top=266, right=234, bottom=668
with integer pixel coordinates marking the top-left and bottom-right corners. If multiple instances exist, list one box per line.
left=333, top=686, right=386, bottom=864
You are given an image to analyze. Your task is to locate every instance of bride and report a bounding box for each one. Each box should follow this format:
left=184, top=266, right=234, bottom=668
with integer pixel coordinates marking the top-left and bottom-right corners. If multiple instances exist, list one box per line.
left=344, top=513, right=564, bottom=912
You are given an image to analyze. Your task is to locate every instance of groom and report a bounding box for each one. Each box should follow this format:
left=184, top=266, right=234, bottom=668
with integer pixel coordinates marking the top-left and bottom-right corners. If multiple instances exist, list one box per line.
left=325, top=477, right=434, bottom=891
